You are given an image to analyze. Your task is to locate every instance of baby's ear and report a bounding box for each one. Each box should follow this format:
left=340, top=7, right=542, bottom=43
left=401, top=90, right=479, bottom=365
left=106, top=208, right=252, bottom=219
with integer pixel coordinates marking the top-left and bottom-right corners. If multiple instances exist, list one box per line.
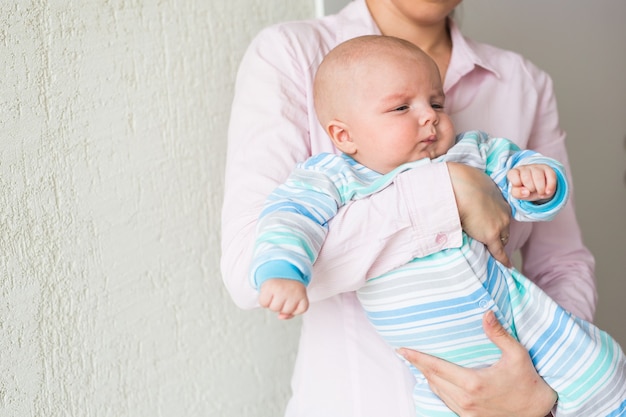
left=327, top=120, right=356, bottom=155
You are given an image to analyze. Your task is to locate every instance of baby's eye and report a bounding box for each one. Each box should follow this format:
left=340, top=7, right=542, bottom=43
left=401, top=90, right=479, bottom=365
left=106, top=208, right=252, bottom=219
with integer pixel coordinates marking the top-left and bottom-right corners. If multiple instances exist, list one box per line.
left=393, top=105, right=410, bottom=112
left=431, top=103, right=444, bottom=110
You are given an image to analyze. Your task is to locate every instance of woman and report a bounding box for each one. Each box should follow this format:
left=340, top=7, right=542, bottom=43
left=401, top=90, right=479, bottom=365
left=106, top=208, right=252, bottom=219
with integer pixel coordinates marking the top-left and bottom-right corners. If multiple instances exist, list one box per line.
left=221, top=1, right=596, bottom=415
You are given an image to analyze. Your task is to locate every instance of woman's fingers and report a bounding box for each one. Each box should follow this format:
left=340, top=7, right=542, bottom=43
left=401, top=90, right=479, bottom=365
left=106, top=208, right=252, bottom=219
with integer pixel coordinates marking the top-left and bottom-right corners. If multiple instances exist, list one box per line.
left=397, top=348, right=470, bottom=389
left=447, top=163, right=512, bottom=267
left=397, top=311, right=557, bottom=417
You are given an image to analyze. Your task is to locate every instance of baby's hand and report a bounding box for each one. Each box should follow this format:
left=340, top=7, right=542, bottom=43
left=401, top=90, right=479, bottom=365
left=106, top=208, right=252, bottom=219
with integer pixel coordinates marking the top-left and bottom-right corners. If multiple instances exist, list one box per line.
left=258, top=278, right=309, bottom=320
left=507, top=164, right=557, bottom=201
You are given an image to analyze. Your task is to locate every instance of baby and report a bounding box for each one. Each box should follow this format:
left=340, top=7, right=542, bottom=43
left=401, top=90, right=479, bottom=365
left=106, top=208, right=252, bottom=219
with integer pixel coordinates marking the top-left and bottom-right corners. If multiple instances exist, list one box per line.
left=250, top=35, right=626, bottom=416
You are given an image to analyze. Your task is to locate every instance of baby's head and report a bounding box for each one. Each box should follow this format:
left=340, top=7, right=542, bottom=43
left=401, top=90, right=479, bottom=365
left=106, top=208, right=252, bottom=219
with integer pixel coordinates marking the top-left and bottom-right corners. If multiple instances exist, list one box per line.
left=313, top=35, right=456, bottom=174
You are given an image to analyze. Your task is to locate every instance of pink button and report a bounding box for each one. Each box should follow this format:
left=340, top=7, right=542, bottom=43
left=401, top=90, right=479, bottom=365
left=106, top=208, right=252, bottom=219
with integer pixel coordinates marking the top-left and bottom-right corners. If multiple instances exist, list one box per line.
left=435, top=232, right=447, bottom=245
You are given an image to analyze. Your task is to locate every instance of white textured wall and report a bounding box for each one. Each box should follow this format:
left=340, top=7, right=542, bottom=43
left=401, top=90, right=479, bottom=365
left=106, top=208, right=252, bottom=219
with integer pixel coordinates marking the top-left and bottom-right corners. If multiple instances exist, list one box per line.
left=1, top=1, right=313, bottom=416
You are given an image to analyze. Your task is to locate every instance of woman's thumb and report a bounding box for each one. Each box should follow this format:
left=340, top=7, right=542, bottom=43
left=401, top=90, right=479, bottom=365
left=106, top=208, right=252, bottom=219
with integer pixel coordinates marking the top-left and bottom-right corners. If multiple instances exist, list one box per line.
left=482, top=310, right=517, bottom=351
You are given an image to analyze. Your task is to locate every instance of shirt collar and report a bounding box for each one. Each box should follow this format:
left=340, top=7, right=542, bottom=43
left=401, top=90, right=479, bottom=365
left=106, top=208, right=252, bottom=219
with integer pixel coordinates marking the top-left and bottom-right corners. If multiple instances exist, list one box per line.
left=446, top=18, right=501, bottom=90
left=340, top=2, right=501, bottom=83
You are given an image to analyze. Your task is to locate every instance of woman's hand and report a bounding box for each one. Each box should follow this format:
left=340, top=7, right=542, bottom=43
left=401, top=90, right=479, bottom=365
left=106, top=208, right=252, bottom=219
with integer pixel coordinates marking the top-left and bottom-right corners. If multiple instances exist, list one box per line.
left=398, top=311, right=557, bottom=417
left=447, top=162, right=512, bottom=267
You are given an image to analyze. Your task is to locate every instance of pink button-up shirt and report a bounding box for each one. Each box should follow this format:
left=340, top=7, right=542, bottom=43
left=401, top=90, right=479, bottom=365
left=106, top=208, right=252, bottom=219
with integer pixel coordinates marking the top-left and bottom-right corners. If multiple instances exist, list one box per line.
left=221, top=1, right=596, bottom=415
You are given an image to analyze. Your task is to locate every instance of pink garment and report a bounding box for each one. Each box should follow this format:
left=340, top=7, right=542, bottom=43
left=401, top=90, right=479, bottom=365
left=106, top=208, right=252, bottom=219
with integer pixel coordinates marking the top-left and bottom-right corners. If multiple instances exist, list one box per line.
left=221, top=1, right=596, bottom=416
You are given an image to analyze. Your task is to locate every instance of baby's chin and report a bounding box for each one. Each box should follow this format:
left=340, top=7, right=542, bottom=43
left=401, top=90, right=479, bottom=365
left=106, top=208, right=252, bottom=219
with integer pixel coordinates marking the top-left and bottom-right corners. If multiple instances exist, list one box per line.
left=410, top=149, right=444, bottom=162
left=423, top=143, right=452, bottom=160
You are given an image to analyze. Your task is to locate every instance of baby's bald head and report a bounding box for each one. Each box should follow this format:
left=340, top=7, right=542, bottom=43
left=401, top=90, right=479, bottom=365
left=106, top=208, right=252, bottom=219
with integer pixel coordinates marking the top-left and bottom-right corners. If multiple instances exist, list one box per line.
left=313, top=35, right=437, bottom=129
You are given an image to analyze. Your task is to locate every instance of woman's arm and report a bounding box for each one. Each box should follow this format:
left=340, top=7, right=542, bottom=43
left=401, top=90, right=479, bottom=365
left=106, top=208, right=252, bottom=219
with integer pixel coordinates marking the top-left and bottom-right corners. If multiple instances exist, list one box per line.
left=307, top=161, right=513, bottom=300
left=519, top=64, right=596, bottom=321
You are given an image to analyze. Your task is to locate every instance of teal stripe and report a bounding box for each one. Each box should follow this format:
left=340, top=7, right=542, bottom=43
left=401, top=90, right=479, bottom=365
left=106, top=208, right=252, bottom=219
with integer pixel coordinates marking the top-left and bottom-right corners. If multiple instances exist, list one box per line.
left=256, top=231, right=316, bottom=261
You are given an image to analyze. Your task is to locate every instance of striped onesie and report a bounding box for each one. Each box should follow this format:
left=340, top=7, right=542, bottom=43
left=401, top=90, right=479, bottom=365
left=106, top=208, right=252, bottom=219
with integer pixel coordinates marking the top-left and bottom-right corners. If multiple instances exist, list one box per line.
left=251, top=130, right=626, bottom=416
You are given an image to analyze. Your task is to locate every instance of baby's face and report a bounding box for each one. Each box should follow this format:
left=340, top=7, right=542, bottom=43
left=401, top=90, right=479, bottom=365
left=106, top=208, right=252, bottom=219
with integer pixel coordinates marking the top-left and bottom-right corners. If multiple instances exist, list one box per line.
left=341, top=49, right=456, bottom=174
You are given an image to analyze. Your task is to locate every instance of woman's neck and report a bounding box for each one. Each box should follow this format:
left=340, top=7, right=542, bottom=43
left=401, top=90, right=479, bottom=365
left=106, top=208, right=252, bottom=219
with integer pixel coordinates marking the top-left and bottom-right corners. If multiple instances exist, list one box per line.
left=366, top=0, right=452, bottom=78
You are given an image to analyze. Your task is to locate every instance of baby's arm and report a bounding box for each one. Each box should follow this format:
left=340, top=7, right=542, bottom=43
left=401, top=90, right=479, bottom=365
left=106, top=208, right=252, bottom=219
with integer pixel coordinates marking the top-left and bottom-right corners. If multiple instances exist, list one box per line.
left=506, top=164, right=557, bottom=201
left=250, top=158, right=340, bottom=320
left=447, top=131, right=569, bottom=222
left=252, top=153, right=407, bottom=319
left=259, top=278, right=309, bottom=320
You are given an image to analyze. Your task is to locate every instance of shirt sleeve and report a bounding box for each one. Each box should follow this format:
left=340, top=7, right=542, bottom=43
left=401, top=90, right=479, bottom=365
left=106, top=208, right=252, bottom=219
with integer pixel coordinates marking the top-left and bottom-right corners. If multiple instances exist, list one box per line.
left=250, top=162, right=338, bottom=289
left=482, top=133, right=569, bottom=222
left=252, top=153, right=391, bottom=289
left=503, top=150, right=568, bottom=222
left=221, top=27, right=462, bottom=309
left=517, top=63, right=597, bottom=321
left=307, top=161, right=462, bottom=301
left=446, top=131, right=569, bottom=222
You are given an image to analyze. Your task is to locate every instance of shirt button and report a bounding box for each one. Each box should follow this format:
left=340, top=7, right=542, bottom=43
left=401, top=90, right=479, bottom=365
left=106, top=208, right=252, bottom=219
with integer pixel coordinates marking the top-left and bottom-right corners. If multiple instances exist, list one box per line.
left=479, top=300, right=489, bottom=310
left=435, top=232, right=447, bottom=245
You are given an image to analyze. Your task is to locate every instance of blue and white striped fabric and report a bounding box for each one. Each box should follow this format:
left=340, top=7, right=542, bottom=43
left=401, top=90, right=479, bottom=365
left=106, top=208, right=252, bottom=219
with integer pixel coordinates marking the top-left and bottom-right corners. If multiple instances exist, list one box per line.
left=358, top=237, right=626, bottom=416
left=251, top=130, right=626, bottom=416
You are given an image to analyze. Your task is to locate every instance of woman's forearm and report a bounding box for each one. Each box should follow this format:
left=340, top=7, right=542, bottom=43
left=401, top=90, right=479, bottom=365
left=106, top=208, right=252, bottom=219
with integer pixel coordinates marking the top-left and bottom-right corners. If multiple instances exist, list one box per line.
left=308, top=162, right=462, bottom=301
